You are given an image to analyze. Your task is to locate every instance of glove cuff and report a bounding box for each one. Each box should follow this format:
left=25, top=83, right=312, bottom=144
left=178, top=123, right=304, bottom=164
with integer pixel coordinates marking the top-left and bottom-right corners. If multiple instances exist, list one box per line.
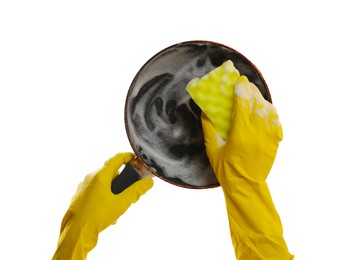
left=52, top=221, right=98, bottom=260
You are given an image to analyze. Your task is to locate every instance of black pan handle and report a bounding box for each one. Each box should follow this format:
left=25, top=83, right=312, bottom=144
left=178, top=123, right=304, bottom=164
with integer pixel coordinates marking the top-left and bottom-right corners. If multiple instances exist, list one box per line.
left=111, top=163, right=141, bottom=194
left=111, top=156, right=153, bottom=194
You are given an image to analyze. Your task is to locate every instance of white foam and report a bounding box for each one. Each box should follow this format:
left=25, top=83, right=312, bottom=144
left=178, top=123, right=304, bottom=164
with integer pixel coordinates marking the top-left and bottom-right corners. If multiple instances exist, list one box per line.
left=235, top=81, right=281, bottom=126
left=126, top=51, right=218, bottom=187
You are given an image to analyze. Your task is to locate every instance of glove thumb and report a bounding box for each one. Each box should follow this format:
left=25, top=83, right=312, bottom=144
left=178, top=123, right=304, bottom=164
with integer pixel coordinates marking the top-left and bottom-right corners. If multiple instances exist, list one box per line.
left=102, top=153, right=135, bottom=183
left=201, top=113, right=219, bottom=160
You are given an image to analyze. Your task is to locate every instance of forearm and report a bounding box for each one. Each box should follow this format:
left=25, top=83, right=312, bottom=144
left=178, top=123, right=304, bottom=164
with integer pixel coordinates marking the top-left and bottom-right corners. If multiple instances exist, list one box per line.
left=52, top=223, right=98, bottom=260
left=222, top=177, right=293, bottom=260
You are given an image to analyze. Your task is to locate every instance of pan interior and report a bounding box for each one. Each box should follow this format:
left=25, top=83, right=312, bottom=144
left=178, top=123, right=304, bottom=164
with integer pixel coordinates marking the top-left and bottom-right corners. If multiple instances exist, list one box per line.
left=125, top=41, right=270, bottom=188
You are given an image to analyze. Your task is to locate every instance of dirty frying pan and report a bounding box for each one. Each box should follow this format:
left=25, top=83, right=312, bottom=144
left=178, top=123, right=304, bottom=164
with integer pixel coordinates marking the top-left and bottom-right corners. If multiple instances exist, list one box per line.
left=111, top=40, right=271, bottom=194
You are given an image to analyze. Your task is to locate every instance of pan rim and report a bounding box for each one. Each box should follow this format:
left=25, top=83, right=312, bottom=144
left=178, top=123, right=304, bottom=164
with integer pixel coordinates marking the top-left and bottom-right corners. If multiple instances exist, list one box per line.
left=123, top=40, right=271, bottom=189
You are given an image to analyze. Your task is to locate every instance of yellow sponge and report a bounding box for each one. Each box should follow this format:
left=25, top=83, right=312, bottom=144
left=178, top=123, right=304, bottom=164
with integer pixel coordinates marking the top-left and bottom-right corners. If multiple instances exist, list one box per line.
left=186, top=60, right=248, bottom=141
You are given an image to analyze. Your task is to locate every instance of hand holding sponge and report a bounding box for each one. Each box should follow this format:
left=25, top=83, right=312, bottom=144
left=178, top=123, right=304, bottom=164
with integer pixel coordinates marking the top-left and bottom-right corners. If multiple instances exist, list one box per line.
left=187, top=60, right=293, bottom=259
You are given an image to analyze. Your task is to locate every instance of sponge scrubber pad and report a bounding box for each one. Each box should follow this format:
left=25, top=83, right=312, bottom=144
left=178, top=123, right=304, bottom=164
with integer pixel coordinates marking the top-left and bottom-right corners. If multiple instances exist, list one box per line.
left=186, top=60, right=247, bottom=141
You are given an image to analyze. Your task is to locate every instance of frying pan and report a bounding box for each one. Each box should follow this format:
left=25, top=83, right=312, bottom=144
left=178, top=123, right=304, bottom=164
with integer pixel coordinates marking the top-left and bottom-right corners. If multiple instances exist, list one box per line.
left=111, top=40, right=271, bottom=194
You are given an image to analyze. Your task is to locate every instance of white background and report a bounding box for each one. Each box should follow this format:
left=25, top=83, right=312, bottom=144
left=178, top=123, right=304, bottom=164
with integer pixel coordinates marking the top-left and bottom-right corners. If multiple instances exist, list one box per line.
left=1, top=1, right=346, bottom=259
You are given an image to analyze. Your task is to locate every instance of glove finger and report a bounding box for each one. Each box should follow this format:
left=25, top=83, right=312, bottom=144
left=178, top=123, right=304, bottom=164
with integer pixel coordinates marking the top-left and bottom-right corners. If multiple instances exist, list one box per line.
left=268, top=105, right=283, bottom=142
left=201, top=113, right=218, bottom=159
left=118, top=178, right=154, bottom=204
left=233, top=79, right=261, bottom=118
left=102, top=152, right=135, bottom=182
left=224, top=92, right=250, bottom=151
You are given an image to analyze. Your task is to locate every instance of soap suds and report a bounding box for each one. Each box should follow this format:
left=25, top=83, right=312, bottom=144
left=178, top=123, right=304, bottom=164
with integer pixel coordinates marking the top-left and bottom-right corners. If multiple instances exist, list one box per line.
left=235, top=81, right=281, bottom=126
left=125, top=42, right=271, bottom=187
left=126, top=47, right=218, bottom=187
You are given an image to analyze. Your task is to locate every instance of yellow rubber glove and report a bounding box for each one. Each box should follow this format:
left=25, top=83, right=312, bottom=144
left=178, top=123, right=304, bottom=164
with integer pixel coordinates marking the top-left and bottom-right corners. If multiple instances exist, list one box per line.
left=201, top=82, right=293, bottom=259
left=52, top=152, right=154, bottom=260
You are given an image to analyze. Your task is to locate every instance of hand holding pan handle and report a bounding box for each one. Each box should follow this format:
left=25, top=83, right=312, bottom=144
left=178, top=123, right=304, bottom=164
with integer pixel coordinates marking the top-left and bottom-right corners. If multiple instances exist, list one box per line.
left=111, top=156, right=153, bottom=194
